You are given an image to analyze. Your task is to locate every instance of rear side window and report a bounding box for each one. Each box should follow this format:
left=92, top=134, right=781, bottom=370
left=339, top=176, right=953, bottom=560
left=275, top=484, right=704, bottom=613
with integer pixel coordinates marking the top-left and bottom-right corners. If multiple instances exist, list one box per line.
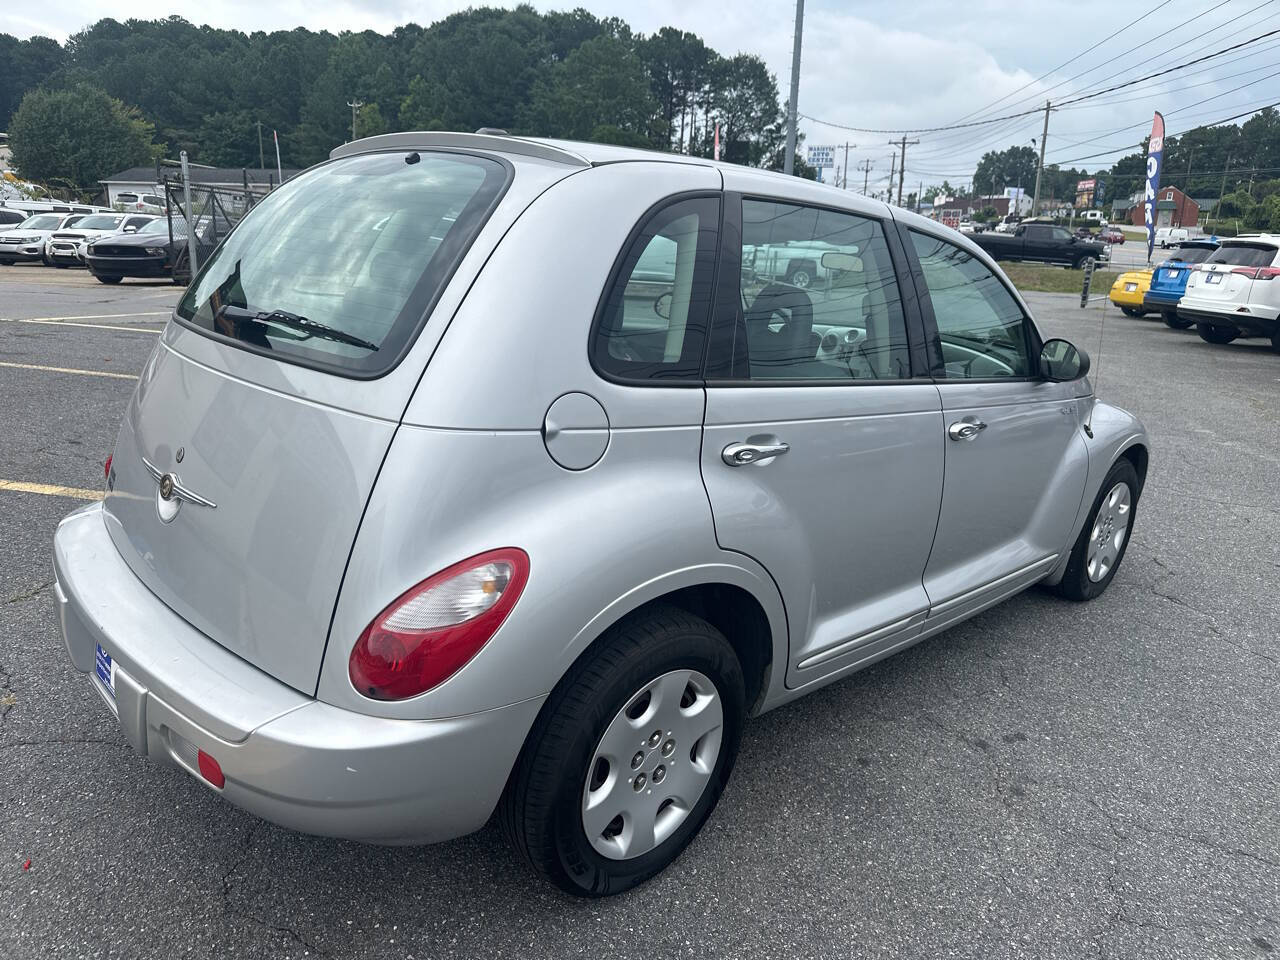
left=591, top=195, right=720, bottom=382
left=1209, top=244, right=1278, bottom=267
left=176, top=151, right=508, bottom=377
left=721, top=198, right=909, bottom=381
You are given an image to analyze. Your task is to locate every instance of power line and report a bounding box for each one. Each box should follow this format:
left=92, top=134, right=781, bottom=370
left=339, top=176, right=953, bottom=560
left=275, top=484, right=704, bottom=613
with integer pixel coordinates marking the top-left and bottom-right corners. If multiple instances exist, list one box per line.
left=943, top=0, right=1177, bottom=125
left=799, top=26, right=1280, bottom=135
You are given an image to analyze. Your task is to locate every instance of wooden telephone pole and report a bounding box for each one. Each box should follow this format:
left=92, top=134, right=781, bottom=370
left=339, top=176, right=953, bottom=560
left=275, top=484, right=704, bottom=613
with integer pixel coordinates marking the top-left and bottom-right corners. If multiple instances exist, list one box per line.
left=889, top=135, right=919, bottom=206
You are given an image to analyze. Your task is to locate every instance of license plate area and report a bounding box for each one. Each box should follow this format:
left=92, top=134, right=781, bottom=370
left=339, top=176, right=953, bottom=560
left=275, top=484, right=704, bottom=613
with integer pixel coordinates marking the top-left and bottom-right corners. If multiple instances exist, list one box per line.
left=1206, top=273, right=1223, bottom=284
left=95, top=644, right=117, bottom=699
left=1124, top=283, right=1137, bottom=292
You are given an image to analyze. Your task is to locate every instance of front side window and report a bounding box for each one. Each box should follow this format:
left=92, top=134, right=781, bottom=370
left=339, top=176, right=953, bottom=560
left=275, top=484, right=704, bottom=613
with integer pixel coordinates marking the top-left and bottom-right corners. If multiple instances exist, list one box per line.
left=910, top=230, right=1033, bottom=379
left=721, top=199, right=909, bottom=381
left=591, top=196, right=719, bottom=382
left=176, top=151, right=508, bottom=377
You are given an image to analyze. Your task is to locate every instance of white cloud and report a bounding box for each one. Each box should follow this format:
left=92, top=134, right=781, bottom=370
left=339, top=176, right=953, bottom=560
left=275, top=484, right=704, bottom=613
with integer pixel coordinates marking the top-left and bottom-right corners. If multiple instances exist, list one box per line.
left=2, top=0, right=1271, bottom=191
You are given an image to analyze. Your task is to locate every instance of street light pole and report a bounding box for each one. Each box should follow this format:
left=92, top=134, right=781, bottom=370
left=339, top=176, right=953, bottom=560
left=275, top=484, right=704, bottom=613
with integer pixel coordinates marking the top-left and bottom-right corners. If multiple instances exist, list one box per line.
left=783, top=0, right=804, bottom=176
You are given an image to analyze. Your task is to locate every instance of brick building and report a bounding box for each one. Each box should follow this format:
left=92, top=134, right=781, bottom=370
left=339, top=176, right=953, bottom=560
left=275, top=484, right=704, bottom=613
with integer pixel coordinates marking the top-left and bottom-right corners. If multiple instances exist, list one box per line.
left=1125, top=184, right=1199, bottom=229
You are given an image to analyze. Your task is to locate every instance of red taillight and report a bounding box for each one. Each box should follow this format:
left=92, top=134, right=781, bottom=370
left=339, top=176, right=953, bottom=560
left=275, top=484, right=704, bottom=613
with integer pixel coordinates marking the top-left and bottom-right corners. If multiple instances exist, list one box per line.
left=103, top=454, right=112, bottom=480
left=349, top=548, right=530, bottom=701
left=197, top=749, right=225, bottom=789
left=1230, top=266, right=1280, bottom=280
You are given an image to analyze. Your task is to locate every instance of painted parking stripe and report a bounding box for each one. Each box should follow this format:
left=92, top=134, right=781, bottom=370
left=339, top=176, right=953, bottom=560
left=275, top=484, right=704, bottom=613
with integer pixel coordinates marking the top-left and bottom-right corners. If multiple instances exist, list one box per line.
left=0, top=360, right=138, bottom=380
left=1, top=317, right=163, bottom=334
left=12, top=312, right=170, bottom=321
left=0, top=480, right=103, bottom=501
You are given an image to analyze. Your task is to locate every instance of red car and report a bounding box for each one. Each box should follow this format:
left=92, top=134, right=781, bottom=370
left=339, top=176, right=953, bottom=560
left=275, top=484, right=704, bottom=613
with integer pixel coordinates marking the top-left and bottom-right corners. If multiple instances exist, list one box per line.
left=1100, top=227, right=1125, bottom=244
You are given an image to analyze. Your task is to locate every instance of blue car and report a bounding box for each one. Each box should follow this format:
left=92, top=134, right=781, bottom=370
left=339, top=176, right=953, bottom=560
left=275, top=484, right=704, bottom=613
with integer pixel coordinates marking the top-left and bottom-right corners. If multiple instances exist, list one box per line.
left=1143, top=239, right=1219, bottom=328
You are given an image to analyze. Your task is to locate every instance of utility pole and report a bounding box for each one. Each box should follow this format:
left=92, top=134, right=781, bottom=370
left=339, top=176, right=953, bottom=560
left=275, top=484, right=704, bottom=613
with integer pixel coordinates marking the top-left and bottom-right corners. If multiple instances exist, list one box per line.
left=255, top=121, right=265, bottom=170
left=842, top=142, right=851, bottom=188
left=347, top=98, right=365, bottom=143
left=1215, top=156, right=1232, bottom=230
left=917, top=180, right=923, bottom=214
left=1031, top=101, right=1052, bottom=217
left=889, top=135, right=918, bottom=207
left=888, top=152, right=896, bottom=203
left=858, top=159, right=874, bottom=195
left=783, top=0, right=804, bottom=175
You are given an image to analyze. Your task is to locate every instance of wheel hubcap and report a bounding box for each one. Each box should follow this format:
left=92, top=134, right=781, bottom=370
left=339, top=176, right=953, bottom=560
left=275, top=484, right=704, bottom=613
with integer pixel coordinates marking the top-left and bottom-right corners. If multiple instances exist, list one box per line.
left=582, top=669, right=724, bottom=860
left=1086, top=481, right=1132, bottom=582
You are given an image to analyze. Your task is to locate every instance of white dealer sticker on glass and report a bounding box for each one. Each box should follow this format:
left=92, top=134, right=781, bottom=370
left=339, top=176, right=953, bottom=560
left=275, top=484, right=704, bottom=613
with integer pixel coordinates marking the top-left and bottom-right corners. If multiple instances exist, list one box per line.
left=95, top=644, right=116, bottom=698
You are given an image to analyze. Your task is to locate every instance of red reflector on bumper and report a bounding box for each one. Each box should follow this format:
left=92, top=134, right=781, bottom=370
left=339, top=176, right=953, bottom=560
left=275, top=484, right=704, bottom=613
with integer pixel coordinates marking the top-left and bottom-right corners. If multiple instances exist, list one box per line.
left=197, top=749, right=225, bottom=789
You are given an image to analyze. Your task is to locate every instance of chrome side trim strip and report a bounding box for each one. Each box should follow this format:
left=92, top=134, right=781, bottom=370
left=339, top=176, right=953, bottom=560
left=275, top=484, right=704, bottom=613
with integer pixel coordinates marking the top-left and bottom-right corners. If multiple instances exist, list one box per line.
left=929, top=554, right=1059, bottom=617
left=796, top=610, right=927, bottom=671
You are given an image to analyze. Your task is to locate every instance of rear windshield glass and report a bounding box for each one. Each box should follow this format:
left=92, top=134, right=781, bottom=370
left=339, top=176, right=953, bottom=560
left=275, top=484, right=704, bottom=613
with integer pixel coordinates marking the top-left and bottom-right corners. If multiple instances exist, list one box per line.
left=1170, top=245, right=1216, bottom=264
left=175, top=150, right=508, bottom=377
left=1209, top=243, right=1278, bottom=267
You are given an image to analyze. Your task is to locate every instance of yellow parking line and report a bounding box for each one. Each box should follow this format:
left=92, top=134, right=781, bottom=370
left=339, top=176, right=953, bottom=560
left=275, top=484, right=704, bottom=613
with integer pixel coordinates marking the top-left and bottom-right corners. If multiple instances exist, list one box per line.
left=0, top=480, right=103, bottom=501
left=0, top=317, right=163, bottom=334
left=0, top=360, right=138, bottom=380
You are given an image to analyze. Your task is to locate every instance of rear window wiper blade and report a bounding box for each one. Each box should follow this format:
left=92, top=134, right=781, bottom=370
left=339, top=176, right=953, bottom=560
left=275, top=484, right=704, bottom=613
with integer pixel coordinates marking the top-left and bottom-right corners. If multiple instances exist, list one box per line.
left=215, top=305, right=378, bottom=351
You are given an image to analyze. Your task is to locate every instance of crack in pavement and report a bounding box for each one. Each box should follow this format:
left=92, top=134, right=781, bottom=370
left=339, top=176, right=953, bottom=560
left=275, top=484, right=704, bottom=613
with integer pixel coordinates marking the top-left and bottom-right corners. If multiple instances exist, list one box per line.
left=4, top=578, right=53, bottom=605
left=219, top=821, right=332, bottom=958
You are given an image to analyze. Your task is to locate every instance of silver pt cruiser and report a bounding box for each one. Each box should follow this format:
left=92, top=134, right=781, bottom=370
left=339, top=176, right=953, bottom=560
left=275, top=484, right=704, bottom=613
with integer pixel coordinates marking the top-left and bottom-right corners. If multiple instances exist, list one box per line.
left=54, top=132, right=1148, bottom=896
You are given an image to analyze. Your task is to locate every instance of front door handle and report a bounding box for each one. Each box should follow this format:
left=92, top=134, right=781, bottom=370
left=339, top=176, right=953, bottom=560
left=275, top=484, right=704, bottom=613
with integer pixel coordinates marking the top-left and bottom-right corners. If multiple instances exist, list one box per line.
left=722, top=438, right=790, bottom=466
left=947, top=419, right=987, bottom=442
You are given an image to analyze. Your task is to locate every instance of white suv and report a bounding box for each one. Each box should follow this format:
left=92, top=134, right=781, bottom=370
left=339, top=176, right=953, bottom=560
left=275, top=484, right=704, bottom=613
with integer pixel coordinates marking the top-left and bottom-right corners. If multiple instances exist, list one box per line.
left=1177, top=235, right=1280, bottom=351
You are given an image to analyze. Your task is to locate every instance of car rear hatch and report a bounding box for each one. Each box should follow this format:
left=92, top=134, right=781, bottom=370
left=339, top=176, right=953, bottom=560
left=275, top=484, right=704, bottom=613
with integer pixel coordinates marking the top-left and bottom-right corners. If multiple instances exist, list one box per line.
left=1188, top=242, right=1279, bottom=308
left=101, top=146, right=537, bottom=695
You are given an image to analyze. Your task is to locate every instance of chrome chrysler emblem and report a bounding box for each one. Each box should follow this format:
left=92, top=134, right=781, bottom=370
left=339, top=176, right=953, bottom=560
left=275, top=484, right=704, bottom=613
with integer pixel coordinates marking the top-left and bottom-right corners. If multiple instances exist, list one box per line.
left=142, top=456, right=216, bottom=522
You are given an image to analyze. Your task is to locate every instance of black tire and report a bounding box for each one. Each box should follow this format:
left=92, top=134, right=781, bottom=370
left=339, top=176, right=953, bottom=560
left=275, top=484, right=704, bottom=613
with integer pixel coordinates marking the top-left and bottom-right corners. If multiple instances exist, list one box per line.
left=95, top=274, right=123, bottom=285
left=1053, top=458, right=1140, bottom=602
left=1163, top=310, right=1193, bottom=329
left=1120, top=306, right=1143, bottom=318
left=785, top=263, right=814, bottom=289
left=1271, top=326, right=1280, bottom=354
left=41, top=252, right=49, bottom=266
left=501, top=605, right=746, bottom=897
left=1196, top=321, right=1238, bottom=345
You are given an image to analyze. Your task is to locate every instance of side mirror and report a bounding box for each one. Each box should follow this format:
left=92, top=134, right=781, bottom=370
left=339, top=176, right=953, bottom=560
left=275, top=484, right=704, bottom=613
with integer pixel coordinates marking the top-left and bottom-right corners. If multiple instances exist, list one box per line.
left=1040, top=338, right=1091, bottom=382
left=124, top=226, right=137, bottom=233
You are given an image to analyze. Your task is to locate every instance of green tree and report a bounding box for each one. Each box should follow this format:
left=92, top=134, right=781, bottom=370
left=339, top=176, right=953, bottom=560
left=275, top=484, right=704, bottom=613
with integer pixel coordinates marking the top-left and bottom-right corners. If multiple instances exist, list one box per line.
left=519, top=35, right=656, bottom=141
left=699, top=54, right=782, bottom=166
left=9, top=84, right=163, bottom=189
left=973, top=145, right=1037, bottom=196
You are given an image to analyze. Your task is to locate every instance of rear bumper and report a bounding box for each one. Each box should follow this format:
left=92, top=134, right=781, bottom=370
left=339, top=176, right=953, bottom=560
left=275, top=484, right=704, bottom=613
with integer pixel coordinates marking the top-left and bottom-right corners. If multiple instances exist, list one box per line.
left=53, top=503, right=543, bottom=844
left=1177, top=299, right=1280, bottom=335
left=1142, top=291, right=1181, bottom=311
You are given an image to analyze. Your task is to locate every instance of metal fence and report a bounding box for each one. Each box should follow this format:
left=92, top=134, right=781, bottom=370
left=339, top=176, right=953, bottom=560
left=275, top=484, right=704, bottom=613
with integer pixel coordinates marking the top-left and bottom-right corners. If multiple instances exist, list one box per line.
left=159, top=153, right=273, bottom=284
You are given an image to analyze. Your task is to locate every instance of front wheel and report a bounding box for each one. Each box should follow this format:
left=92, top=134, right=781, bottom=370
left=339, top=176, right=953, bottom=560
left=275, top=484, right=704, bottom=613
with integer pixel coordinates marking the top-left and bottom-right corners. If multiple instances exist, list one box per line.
left=1196, top=321, right=1238, bottom=345
left=1163, top=310, right=1193, bottom=329
left=1053, top=458, right=1139, bottom=601
left=501, top=605, right=745, bottom=897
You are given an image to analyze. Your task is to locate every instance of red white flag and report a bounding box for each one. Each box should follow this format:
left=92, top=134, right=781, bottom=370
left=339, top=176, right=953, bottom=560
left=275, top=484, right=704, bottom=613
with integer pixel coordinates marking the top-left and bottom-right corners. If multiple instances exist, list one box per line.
left=714, top=123, right=720, bottom=162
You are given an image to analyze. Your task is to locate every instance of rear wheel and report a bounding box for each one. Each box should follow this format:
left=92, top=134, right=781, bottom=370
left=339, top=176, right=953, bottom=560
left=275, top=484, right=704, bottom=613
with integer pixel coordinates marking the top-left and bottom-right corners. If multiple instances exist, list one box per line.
left=1120, top=306, right=1143, bottom=318
left=1271, top=326, right=1280, bottom=353
left=1196, top=321, right=1238, bottom=345
left=786, top=265, right=813, bottom=289
left=1053, top=459, right=1139, bottom=602
left=1163, top=310, right=1193, bottom=329
left=501, top=605, right=745, bottom=897
left=95, top=275, right=123, bottom=285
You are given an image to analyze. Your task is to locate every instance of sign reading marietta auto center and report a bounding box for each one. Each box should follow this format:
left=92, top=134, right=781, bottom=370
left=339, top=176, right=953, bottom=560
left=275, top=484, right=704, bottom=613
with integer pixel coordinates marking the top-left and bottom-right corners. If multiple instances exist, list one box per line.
left=806, top=145, right=836, bottom=168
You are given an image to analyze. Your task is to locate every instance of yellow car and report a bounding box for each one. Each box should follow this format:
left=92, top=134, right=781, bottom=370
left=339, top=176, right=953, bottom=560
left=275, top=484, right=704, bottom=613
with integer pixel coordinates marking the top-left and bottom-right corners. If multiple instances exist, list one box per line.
left=1109, top=270, right=1152, bottom=317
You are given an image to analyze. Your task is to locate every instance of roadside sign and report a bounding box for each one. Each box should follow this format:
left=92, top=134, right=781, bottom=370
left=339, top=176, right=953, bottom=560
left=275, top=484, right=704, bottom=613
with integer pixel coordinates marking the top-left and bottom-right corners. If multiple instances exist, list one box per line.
left=806, top=145, right=836, bottom=168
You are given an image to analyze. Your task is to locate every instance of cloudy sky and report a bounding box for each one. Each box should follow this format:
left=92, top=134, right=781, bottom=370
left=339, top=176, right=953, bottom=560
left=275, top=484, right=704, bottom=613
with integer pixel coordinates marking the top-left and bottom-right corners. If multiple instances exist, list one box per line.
left=4, top=0, right=1278, bottom=193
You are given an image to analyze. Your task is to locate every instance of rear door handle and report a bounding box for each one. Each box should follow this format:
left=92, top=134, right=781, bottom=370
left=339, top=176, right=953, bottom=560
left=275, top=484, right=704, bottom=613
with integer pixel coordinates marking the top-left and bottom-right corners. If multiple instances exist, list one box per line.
left=722, top=439, right=790, bottom=466
left=947, top=419, right=987, bottom=441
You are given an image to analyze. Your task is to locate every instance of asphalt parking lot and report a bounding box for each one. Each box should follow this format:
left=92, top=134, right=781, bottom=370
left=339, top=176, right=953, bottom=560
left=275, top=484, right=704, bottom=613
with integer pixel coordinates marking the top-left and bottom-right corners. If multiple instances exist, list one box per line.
left=1, top=263, right=1277, bottom=960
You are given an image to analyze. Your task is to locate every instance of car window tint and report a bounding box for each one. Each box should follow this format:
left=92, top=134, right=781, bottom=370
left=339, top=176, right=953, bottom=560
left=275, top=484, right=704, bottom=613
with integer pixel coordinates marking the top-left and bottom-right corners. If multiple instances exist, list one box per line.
left=176, top=151, right=507, bottom=377
left=1209, top=244, right=1278, bottom=267
left=592, top=196, right=719, bottom=382
left=723, top=199, right=910, bottom=381
left=910, top=230, right=1032, bottom=378
left=1170, top=245, right=1215, bottom=264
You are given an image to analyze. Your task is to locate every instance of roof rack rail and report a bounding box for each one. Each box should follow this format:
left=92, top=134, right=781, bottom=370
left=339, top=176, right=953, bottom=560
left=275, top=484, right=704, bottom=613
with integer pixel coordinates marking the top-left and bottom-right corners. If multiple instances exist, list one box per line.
left=330, top=132, right=590, bottom=168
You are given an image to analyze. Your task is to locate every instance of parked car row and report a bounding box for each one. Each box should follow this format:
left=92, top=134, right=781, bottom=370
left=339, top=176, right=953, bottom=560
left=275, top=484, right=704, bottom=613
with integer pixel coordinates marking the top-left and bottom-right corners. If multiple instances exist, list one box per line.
left=1108, top=236, right=1280, bottom=352
left=0, top=210, right=195, bottom=283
